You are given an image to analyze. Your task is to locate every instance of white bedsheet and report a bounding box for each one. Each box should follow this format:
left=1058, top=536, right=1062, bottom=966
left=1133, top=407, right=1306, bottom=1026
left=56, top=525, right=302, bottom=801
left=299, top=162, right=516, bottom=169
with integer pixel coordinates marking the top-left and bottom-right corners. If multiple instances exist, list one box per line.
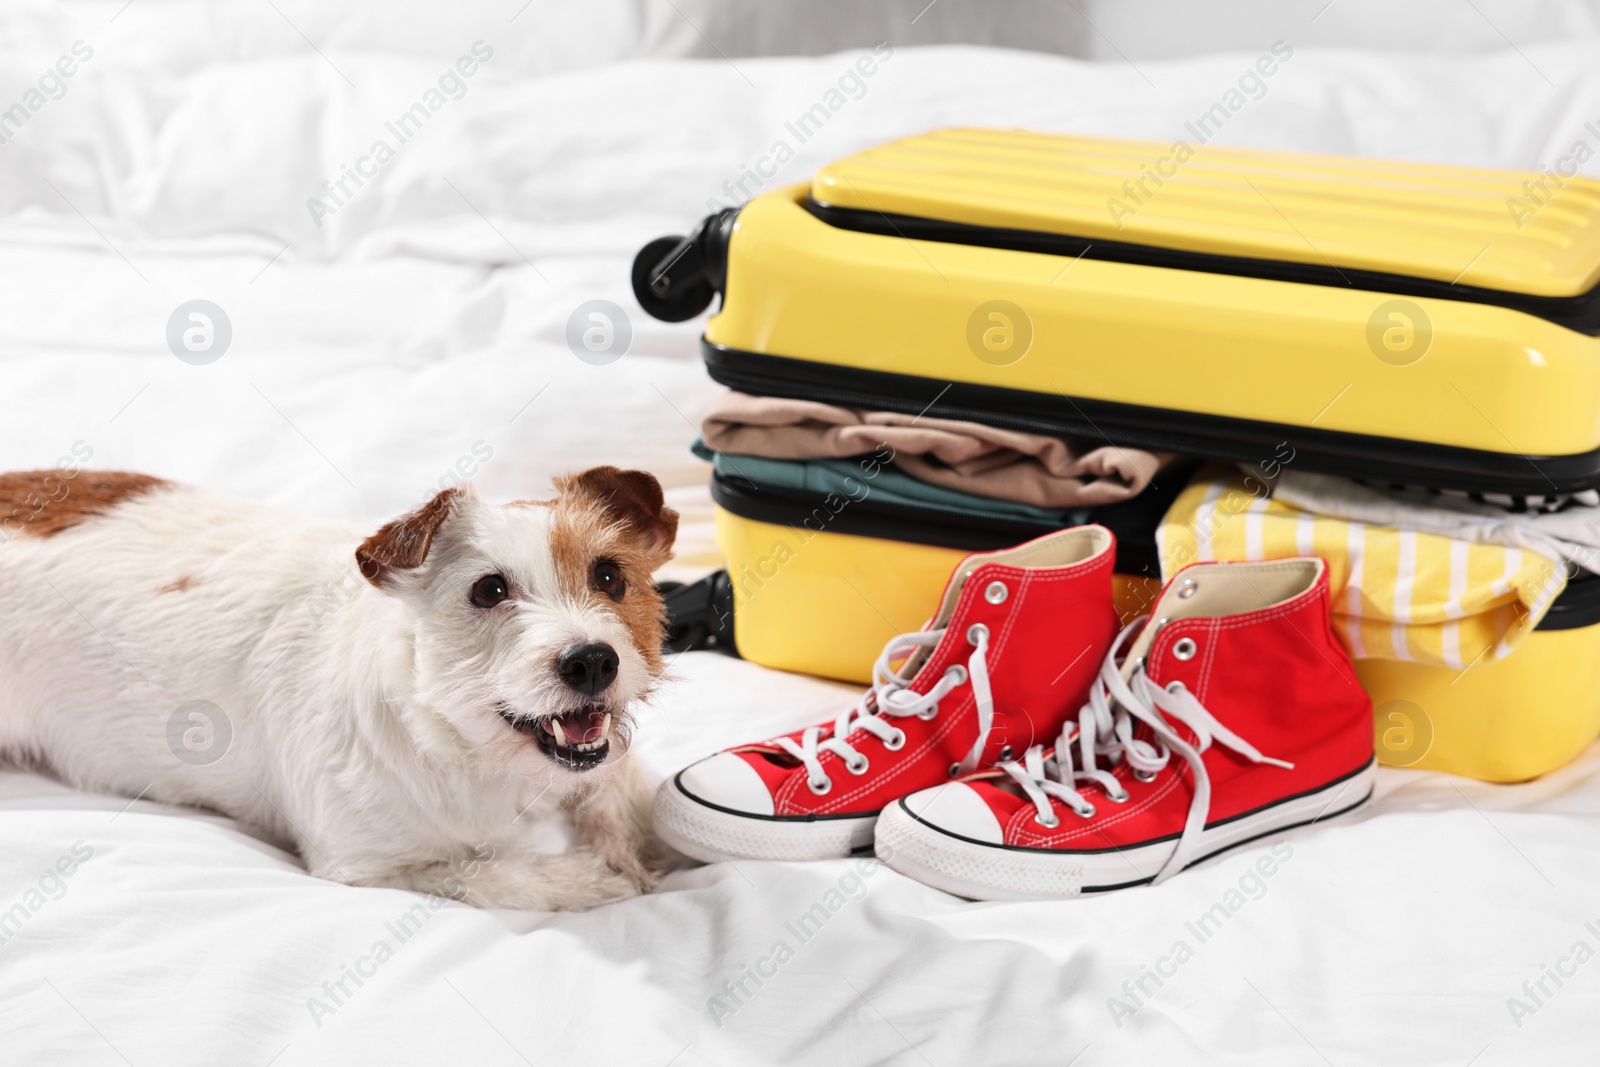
left=4, top=8, right=1600, bottom=1064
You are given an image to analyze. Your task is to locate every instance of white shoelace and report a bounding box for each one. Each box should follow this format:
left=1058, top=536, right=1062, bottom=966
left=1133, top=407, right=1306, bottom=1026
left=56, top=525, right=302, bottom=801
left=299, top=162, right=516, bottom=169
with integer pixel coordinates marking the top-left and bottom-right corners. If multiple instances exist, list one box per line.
left=1000, top=618, right=1293, bottom=884
left=772, top=624, right=994, bottom=796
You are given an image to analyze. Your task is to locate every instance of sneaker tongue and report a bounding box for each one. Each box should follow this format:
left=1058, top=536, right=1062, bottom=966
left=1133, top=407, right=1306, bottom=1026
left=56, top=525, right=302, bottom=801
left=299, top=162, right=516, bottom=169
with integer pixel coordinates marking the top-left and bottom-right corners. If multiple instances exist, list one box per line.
left=555, top=709, right=608, bottom=744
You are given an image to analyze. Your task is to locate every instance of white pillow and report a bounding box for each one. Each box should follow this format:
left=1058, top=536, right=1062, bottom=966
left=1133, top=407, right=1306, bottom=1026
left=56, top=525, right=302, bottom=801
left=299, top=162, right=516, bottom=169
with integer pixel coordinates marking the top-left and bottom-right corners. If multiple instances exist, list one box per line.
left=640, top=0, right=1600, bottom=59
left=640, top=0, right=1089, bottom=58
left=1084, top=0, right=1600, bottom=60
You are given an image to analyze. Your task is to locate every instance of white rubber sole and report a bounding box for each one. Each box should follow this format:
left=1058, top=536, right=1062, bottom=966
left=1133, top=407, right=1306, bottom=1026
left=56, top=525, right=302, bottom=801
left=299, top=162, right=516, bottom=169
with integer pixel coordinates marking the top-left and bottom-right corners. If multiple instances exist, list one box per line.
left=875, top=759, right=1376, bottom=901
left=652, top=775, right=877, bottom=863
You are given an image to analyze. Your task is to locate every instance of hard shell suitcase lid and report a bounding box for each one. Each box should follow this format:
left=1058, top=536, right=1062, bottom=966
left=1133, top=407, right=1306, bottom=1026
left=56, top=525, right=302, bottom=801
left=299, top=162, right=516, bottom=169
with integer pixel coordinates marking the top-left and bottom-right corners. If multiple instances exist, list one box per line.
left=810, top=127, right=1600, bottom=300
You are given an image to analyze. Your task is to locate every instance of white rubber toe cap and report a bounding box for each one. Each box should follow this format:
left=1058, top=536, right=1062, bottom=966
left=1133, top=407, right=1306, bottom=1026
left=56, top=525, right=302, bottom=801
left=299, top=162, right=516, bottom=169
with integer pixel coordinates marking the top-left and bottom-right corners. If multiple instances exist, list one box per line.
left=899, top=783, right=1004, bottom=844
left=676, top=752, right=775, bottom=816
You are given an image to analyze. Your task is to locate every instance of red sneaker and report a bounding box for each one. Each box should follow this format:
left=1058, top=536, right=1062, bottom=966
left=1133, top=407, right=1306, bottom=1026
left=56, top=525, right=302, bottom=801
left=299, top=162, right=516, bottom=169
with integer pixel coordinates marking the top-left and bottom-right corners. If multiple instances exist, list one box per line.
left=876, top=558, right=1375, bottom=900
left=654, top=526, right=1118, bottom=862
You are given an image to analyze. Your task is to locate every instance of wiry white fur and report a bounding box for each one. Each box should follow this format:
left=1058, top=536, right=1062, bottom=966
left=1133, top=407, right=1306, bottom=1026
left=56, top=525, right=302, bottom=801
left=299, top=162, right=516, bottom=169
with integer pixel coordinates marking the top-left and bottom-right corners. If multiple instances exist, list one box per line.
left=0, top=483, right=667, bottom=911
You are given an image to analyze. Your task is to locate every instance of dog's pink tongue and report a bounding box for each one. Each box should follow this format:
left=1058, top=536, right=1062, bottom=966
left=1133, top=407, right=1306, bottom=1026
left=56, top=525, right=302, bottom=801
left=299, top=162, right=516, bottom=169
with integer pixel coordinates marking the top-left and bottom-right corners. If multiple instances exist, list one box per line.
left=556, top=710, right=608, bottom=744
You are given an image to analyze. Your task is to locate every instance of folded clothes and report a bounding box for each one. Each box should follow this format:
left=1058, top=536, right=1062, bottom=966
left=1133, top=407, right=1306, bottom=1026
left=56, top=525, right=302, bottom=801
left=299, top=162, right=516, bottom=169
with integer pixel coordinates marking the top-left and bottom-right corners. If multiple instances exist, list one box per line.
left=700, top=390, right=1171, bottom=508
left=1365, top=484, right=1600, bottom=516
left=1277, top=470, right=1600, bottom=574
left=691, top=439, right=1090, bottom=527
left=1158, top=467, right=1566, bottom=668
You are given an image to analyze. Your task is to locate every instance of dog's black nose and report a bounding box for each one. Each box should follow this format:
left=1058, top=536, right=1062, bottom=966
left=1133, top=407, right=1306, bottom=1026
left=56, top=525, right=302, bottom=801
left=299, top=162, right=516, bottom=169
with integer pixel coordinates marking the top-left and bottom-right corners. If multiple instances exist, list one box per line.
left=557, top=642, right=619, bottom=696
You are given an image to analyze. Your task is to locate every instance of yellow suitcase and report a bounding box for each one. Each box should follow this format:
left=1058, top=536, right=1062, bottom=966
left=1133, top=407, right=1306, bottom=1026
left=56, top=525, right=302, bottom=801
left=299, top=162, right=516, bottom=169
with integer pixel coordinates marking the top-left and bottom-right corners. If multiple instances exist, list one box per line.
left=639, top=128, right=1600, bottom=781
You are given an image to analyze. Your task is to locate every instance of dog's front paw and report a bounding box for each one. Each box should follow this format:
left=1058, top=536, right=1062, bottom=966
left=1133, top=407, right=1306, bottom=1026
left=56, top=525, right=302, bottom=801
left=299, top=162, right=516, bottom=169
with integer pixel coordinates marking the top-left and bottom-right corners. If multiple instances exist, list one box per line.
left=374, top=848, right=645, bottom=912
left=607, top=852, right=662, bottom=895
left=537, top=850, right=643, bottom=911
left=641, top=830, right=698, bottom=876
left=486, top=848, right=644, bottom=912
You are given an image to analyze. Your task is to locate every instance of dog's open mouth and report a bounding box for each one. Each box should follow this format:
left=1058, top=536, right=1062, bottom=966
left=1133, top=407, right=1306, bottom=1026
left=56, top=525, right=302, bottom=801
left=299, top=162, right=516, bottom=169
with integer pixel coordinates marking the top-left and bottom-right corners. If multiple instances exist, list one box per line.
left=497, top=705, right=613, bottom=771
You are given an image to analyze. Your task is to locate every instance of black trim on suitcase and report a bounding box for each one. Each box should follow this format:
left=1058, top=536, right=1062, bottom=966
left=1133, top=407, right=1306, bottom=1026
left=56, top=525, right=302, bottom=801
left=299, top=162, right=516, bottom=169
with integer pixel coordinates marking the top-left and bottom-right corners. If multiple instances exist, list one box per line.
left=804, top=198, right=1600, bottom=335
left=1537, top=570, right=1600, bottom=631
left=703, top=342, right=1600, bottom=495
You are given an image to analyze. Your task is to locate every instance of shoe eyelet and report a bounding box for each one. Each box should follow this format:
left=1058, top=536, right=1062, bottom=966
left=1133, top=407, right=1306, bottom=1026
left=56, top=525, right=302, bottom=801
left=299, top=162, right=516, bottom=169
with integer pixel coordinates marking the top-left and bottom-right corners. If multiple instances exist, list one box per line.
left=845, top=754, right=869, bottom=775
left=917, top=705, right=939, bottom=721
left=1133, top=768, right=1157, bottom=782
left=984, top=580, right=1009, bottom=604
left=807, top=777, right=832, bottom=795
left=1073, top=803, right=1097, bottom=819
left=1172, top=637, right=1197, bottom=661
left=1166, top=680, right=1186, bottom=695
left=947, top=762, right=961, bottom=778
left=1107, top=789, right=1131, bottom=804
left=944, top=664, right=968, bottom=686
left=966, top=623, right=989, bottom=645
left=998, top=745, right=1013, bottom=761
left=882, top=729, right=906, bottom=751
left=1035, top=811, right=1060, bottom=828
left=1178, top=579, right=1198, bottom=599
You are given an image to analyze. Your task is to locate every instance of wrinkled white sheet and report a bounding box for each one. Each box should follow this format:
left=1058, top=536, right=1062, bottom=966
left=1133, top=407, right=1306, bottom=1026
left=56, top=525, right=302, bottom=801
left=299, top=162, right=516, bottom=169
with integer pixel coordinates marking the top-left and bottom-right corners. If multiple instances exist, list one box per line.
left=4, top=7, right=1600, bottom=1063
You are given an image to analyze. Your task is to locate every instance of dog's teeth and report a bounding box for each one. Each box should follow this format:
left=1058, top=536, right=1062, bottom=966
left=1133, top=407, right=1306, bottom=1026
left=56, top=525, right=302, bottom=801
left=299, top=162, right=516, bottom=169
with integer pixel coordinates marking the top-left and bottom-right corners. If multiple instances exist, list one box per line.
left=548, top=717, right=566, bottom=747
left=602, top=712, right=612, bottom=736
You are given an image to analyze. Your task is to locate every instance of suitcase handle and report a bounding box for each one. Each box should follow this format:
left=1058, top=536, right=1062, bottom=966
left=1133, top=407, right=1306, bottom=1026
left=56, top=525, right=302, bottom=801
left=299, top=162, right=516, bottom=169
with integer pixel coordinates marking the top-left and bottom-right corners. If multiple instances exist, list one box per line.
left=658, top=569, right=739, bottom=655
left=631, top=208, right=738, bottom=322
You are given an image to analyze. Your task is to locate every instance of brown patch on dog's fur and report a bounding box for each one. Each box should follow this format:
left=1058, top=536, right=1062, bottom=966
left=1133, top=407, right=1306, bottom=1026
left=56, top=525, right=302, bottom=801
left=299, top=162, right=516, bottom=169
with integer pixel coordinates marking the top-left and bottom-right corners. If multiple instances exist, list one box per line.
left=158, top=576, right=196, bottom=594
left=550, top=468, right=678, bottom=673
left=555, top=467, right=678, bottom=566
left=0, top=470, right=168, bottom=540
left=356, top=488, right=460, bottom=587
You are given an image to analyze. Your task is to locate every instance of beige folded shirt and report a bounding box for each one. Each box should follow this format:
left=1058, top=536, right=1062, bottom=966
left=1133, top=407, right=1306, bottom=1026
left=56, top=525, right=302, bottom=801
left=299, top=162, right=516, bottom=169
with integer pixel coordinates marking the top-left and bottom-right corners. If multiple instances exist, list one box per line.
left=701, top=391, right=1171, bottom=508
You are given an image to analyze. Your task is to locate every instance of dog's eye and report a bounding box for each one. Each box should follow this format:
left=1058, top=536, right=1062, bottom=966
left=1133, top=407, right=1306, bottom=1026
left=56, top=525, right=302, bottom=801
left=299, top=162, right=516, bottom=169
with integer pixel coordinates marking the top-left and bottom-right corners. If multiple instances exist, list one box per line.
left=591, top=560, right=625, bottom=600
left=470, top=573, right=509, bottom=608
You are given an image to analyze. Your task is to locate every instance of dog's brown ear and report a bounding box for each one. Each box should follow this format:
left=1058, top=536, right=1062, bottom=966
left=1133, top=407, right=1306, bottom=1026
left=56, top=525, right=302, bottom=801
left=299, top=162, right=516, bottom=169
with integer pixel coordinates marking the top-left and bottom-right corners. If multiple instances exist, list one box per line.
left=356, top=488, right=461, bottom=587
left=558, top=466, right=678, bottom=564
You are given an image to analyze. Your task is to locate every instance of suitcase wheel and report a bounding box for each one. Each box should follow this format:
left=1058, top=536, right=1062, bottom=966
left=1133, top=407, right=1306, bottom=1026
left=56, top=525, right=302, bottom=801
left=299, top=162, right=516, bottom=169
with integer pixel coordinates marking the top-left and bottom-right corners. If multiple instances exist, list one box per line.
left=630, top=208, right=739, bottom=322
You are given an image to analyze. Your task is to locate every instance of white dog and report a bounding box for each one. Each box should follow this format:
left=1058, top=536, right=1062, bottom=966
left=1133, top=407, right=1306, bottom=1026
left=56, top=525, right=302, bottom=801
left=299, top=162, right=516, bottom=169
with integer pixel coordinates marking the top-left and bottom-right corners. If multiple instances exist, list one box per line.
left=0, top=466, right=679, bottom=911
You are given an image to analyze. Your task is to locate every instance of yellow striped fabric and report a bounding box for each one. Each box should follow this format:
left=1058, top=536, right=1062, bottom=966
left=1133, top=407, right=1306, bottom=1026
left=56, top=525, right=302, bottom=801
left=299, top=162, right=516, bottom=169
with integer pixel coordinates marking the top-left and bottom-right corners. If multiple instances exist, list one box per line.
left=1156, top=466, right=1568, bottom=668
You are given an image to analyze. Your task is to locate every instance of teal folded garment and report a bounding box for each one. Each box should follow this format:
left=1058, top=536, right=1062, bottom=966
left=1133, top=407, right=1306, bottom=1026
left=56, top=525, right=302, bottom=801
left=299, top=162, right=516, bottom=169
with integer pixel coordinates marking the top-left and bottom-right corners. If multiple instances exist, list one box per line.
left=692, top=438, right=1089, bottom=527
